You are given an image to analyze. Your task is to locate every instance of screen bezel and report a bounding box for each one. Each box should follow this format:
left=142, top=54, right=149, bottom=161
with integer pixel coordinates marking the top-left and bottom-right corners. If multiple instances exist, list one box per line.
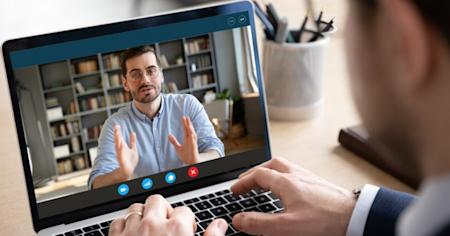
left=2, top=0, right=272, bottom=232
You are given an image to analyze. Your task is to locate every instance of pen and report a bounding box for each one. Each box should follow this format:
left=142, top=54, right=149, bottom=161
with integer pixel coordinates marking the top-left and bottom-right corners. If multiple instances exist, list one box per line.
left=297, top=15, right=308, bottom=43
left=254, top=1, right=276, bottom=40
left=275, top=17, right=289, bottom=43
left=266, top=3, right=296, bottom=42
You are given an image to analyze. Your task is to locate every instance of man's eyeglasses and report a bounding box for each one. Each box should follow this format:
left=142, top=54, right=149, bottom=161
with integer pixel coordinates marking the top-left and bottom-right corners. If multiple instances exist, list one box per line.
left=128, top=66, right=161, bottom=82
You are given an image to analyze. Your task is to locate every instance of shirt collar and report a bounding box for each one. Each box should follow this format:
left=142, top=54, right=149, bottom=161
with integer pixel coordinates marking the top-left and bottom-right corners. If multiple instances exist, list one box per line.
left=130, top=93, right=165, bottom=122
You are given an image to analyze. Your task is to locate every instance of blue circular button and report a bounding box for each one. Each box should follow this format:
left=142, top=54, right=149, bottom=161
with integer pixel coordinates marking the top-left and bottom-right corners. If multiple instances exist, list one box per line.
left=117, top=183, right=129, bottom=196
left=141, top=178, right=153, bottom=190
left=165, top=172, right=176, bottom=184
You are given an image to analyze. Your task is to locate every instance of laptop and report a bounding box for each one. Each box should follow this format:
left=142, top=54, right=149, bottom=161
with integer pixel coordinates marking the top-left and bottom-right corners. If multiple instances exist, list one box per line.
left=2, top=1, right=281, bottom=235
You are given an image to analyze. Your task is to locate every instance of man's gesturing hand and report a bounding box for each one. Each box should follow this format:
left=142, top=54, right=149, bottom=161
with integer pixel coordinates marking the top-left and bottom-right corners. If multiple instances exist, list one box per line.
left=230, top=157, right=357, bottom=236
left=114, top=125, right=139, bottom=181
left=168, top=116, right=200, bottom=165
left=109, top=194, right=228, bottom=236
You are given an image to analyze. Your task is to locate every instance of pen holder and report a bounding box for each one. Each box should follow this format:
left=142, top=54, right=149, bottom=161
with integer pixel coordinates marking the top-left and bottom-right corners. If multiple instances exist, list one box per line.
left=263, top=36, right=330, bottom=121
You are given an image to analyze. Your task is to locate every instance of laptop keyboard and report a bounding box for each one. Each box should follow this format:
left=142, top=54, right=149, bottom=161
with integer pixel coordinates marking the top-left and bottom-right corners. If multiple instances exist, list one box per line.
left=56, top=189, right=283, bottom=236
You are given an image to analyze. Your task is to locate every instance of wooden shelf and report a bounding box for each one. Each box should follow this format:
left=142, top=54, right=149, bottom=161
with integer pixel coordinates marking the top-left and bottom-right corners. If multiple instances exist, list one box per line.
left=162, top=63, right=186, bottom=70
left=55, top=150, right=85, bottom=160
left=79, top=107, right=108, bottom=116
left=190, top=66, right=213, bottom=74
left=104, top=67, right=121, bottom=73
left=76, top=88, right=104, bottom=97
left=49, top=114, right=79, bottom=123
left=187, top=49, right=211, bottom=57
left=52, top=133, right=81, bottom=142
left=72, top=71, right=100, bottom=79
left=191, top=84, right=217, bottom=92
left=44, top=85, right=73, bottom=93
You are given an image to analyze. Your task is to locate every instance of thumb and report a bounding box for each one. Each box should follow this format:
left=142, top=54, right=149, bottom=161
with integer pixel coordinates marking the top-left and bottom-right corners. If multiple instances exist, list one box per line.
left=204, top=218, right=228, bottom=236
left=232, top=212, right=279, bottom=235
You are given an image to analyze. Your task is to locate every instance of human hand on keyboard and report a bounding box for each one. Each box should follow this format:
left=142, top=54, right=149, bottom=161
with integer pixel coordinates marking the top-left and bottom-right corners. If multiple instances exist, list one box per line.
left=230, top=157, right=357, bottom=236
left=109, top=194, right=228, bottom=236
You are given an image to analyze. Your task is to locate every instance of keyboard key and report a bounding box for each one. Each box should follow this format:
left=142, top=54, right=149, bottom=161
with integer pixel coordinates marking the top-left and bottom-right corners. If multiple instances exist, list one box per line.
left=200, top=193, right=215, bottom=200
left=64, top=229, right=83, bottom=236
left=253, top=188, right=268, bottom=194
left=258, top=203, right=277, bottom=212
left=229, top=211, right=242, bottom=218
left=216, top=189, right=230, bottom=196
left=196, top=211, right=213, bottom=221
left=100, top=228, right=109, bottom=236
left=209, top=196, right=227, bottom=206
left=199, top=219, right=213, bottom=229
left=225, top=203, right=243, bottom=212
left=83, top=224, right=100, bottom=233
left=224, top=194, right=242, bottom=202
left=245, top=207, right=259, bottom=212
left=99, top=221, right=111, bottom=228
left=183, top=197, right=200, bottom=205
left=188, top=204, right=199, bottom=213
left=273, top=200, right=283, bottom=209
left=225, top=225, right=236, bottom=235
left=239, top=198, right=257, bottom=208
left=210, top=206, right=228, bottom=216
left=267, top=192, right=278, bottom=200
left=195, top=201, right=213, bottom=210
left=171, top=202, right=183, bottom=208
left=254, top=195, right=271, bottom=204
left=195, top=224, right=203, bottom=233
left=242, top=191, right=255, bottom=198
left=221, top=214, right=232, bottom=223
left=83, top=230, right=102, bottom=236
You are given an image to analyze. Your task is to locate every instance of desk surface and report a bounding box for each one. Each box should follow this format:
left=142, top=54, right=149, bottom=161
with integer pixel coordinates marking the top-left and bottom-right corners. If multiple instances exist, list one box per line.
left=0, top=1, right=413, bottom=235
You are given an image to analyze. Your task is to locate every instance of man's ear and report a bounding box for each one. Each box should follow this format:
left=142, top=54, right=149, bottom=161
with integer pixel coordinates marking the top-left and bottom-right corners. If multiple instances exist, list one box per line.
left=379, top=0, right=431, bottom=88
left=122, top=75, right=130, bottom=92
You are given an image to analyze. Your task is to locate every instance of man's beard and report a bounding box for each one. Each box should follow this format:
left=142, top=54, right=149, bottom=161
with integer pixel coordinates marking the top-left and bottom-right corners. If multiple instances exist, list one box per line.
left=131, top=83, right=161, bottom=103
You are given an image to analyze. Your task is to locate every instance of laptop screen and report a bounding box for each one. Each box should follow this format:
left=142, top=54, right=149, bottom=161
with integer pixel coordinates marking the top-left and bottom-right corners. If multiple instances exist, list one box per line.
left=3, top=1, right=270, bottom=224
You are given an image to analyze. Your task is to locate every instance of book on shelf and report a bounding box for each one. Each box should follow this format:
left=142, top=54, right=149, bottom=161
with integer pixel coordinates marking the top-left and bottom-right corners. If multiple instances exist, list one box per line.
left=79, top=96, right=106, bottom=111
left=103, top=53, right=121, bottom=69
left=51, top=120, right=80, bottom=139
left=74, top=59, right=98, bottom=74
left=45, top=97, right=59, bottom=108
left=68, top=101, right=77, bottom=114
left=71, top=137, right=81, bottom=152
left=192, top=74, right=212, bottom=89
left=186, top=37, right=210, bottom=54
left=57, top=159, right=73, bottom=175
left=108, top=91, right=132, bottom=105
left=160, top=55, right=170, bottom=68
left=83, top=124, right=103, bottom=140
left=53, top=144, right=70, bottom=159
left=75, top=82, right=86, bottom=93
left=47, top=106, right=63, bottom=121
left=108, top=73, right=121, bottom=88
left=89, top=146, right=98, bottom=165
left=167, top=82, right=179, bottom=93
left=190, top=55, right=211, bottom=71
left=73, top=155, right=87, bottom=170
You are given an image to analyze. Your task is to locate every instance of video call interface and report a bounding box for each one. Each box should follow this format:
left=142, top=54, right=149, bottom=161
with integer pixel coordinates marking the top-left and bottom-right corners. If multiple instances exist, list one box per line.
left=10, top=12, right=267, bottom=217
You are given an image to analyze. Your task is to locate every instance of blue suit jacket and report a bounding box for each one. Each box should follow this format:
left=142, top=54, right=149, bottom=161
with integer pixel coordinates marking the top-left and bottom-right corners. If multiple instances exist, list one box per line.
left=363, top=188, right=450, bottom=236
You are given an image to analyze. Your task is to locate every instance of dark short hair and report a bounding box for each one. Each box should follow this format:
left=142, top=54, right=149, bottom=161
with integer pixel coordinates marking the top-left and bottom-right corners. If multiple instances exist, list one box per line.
left=120, top=46, right=160, bottom=77
left=358, top=0, right=450, bottom=45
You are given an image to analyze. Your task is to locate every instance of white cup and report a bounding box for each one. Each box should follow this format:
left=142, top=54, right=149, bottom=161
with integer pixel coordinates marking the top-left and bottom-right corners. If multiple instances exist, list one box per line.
left=263, top=36, right=330, bottom=121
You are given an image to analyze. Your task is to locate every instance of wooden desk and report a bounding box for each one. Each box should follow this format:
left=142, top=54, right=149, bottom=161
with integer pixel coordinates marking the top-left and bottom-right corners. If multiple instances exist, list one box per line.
left=0, top=1, right=413, bottom=235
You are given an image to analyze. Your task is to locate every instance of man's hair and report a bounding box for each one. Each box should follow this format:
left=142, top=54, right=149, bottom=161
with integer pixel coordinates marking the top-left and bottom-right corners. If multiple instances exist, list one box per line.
left=359, top=0, right=450, bottom=45
left=120, top=46, right=161, bottom=77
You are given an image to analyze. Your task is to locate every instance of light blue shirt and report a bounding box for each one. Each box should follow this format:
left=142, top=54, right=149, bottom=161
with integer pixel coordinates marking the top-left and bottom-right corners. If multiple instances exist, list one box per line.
left=88, top=93, right=224, bottom=189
